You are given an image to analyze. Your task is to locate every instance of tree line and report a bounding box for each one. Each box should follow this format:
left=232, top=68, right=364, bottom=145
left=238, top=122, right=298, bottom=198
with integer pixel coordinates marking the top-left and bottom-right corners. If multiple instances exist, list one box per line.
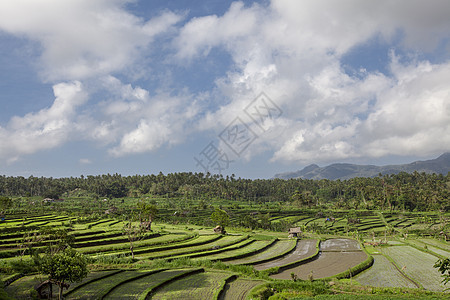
left=0, top=171, right=448, bottom=211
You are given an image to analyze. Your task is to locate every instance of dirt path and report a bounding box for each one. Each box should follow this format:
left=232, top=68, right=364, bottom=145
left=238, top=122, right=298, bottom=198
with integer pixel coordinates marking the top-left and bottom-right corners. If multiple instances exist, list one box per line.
left=253, top=239, right=317, bottom=270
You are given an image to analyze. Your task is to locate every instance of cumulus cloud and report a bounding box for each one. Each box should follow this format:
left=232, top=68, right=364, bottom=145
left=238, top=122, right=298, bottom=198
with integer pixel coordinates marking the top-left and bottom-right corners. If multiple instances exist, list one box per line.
left=175, top=1, right=260, bottom=60
left=174, top=0, right=450, bottom=164
left=0, top=0, right=182, bottom=81
left=361, top=57, right=450, bottom=157
left=1, top=0, right=449, bottom=166
left=0, top=0, right=185, bottom=162
left=86, top=76, right=203, bottom=157
left=0, top=81, right=87, bottom=162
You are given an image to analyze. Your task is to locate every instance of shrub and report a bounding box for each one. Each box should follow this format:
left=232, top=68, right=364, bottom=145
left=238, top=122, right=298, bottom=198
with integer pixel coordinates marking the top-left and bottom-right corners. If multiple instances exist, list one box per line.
left=248, top=283, right=274, bottom=300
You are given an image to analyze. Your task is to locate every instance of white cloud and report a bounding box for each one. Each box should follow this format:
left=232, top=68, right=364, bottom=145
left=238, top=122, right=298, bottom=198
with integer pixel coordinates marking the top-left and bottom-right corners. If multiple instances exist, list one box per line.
left=174, top=0, right=450, bottom=164
left=1, top=0, right=449, bottom=166
left=361, top=58, right=450, bottom=157
left=79, top=158, right=92, bottom=164
left=109, top=119, right=171, bottom=156
left=0, top=81, right=87, bottom=161
left=0, top=1, right=186, bottom=162
left=175, top=2, right=259, bottom=60
left=0, top=0, right=182, bottom=81
left=86, top=77, right=203, bottom=157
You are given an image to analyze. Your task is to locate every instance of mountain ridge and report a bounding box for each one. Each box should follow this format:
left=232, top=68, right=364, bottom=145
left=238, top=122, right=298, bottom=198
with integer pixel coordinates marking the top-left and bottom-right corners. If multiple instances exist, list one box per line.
left=274, top=152, right=450, bottom=180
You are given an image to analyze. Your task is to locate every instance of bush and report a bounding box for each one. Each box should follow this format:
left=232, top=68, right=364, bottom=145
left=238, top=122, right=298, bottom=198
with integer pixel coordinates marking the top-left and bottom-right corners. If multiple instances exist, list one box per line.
left=248, top=283, right=274, bottom=300
left=2, top=258, right=38, bottom=274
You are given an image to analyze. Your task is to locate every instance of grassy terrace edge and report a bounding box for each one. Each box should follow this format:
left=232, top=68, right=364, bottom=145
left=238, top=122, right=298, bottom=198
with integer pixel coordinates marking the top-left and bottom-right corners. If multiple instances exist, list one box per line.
left=137, top=268, right=205, bottom=300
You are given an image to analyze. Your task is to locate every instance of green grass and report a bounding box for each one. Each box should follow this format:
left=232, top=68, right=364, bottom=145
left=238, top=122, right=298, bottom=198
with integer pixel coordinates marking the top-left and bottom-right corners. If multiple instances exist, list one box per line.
left=67, top=270, right=150, bottom=299
left=138, top=268, right=204, bottom=300
left=136, top=235, right=247, bottom=260
left=221, top=278, right=266, bottom=300
left=294, top=295, right=447, bottom=299
left=190, top=240, right=274, bottom=261
left=381, top=245, right=447, bottom=292
left=64, top=269, right=124, bottom=296
left=4, top=274, right=44, bottom=299
left=81, top=233, right=195, bottom=255
left=129, top=234, right=221, bottom=256
left=226, top=239, right=297, bottom=265
left=418, top=238, right=450, bottom=252
left=402, top=239, right=449, bottom=259
left=165, top=238, right=254, bottom=261
left=354, top=254, right=417, bottom=288
left=2, top=211, right=449, bottom=299
left=150, top=270, right=231, bottom=300
left=102, top=269, right=186, bottom=299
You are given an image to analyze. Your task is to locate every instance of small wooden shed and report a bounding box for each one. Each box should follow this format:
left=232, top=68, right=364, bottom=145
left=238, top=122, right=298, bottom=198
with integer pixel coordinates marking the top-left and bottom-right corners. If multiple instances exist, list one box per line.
left=35, top=280, right=53, bottom=299
left=35, top=279, right=69, bottom=299
left=213, top=225, right=226, bottom=234
left=288, top=227, right=302, bottom=238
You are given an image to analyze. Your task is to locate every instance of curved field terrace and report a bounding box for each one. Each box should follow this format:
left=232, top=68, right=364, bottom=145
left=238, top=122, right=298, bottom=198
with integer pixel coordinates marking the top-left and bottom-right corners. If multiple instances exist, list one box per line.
left=225, top=239, right=296, bottom=265
left=253, top=239, right=317, bottom=270
left=271, top=238, right=367, bottom=280
left=320, top=238, right=361, bottom=251
left=220, top=278, right=265, bottom=300
left=354, top=254, right=417, bottom=289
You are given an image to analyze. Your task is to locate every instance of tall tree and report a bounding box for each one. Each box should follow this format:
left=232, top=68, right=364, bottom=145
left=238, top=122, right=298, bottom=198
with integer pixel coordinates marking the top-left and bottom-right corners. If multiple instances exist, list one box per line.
left=39, top=247, right=88, bottom=300
left=123, top=221, right=144, bottom=260
left=137, top=201, right=158, bottom=231
left=211, top=208, right=229, bottom=233
left=0, top=196, right=12, bottom=217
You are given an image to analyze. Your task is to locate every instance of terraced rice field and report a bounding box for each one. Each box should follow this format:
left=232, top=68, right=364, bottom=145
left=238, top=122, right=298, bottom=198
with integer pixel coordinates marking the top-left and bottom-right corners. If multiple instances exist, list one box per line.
left=83, top=233, right=195, bottom=255
left=271, top=239, right=366, bottom=280
left=103, top=269, right=189, bottom=299
left=271, top=250, right=368, bottom=280
left=67, top=270, right=153, bottom=299
left=295, top=217, right=319, bottom=226
left=190, top=240, right=274, bottom=261
left=220, top=278, right=265, bottom=300
left=2, top=213, right=448, bottom=299
left=419, top=238, right=450, bottom=251
left=7, top=268, right=263, bottom=300
left=380, top=245, right=447, bottom=292
left=354, top=254, right=417, bottom=288
left=320, top=238, right=361, bottom=251
left=253, top=239, right=318, bottom=270
left=150, top=270, right=231, bottom=300
left=65, top=269, right=124, bottom=293
left=5, top=275, right=45, bottom=299
left=225, top=239, right=296, bottom=265
left=136, top=234, right=247, bottom=259
left=404, top=239, right=450, bottom=258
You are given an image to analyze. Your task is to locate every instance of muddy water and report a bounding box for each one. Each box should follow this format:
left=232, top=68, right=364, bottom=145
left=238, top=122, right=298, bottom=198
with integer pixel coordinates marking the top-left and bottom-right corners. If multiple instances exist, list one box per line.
left=321, top=238, right=361, bottom=251
left=270, top=238, right=367, bottom=280
left=271, top=251, right=368, bottom=280
left=253, top=239, right=317, bottom=270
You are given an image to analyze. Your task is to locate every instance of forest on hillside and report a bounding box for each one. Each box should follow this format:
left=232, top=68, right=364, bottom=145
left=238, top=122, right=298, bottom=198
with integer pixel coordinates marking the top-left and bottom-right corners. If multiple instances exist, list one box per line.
left=0, top=171, right=448, bottom=212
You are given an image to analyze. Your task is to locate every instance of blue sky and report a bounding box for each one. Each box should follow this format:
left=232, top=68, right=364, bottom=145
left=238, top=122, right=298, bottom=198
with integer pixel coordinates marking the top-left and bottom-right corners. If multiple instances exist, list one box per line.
left=0, top=0, right=449, bottom=179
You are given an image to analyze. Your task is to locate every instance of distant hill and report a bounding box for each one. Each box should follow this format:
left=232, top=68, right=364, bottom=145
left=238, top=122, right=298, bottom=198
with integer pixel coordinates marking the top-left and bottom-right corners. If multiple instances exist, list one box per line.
left=274, top=153, right=450, bottom=180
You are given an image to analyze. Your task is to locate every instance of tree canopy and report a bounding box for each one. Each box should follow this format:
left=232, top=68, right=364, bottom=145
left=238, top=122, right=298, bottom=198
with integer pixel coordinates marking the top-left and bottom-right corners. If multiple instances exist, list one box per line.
left=39, top=247, right=88, bottom=300
left=0, top=171, right=449, bottom=212
left=211, top=208, right=230, bottom=228
left=137, top=200, right=158, bottom=231
left=0, top=196, right=12, bottom=215
left=434, top=258, right=450, bottom=287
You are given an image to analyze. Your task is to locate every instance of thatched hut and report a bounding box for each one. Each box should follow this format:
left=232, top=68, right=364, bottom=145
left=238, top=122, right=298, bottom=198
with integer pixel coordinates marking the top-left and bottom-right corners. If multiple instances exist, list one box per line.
left=288, top=227, right=302, bottom=238
left=213, top=225, right=226, bottom=234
